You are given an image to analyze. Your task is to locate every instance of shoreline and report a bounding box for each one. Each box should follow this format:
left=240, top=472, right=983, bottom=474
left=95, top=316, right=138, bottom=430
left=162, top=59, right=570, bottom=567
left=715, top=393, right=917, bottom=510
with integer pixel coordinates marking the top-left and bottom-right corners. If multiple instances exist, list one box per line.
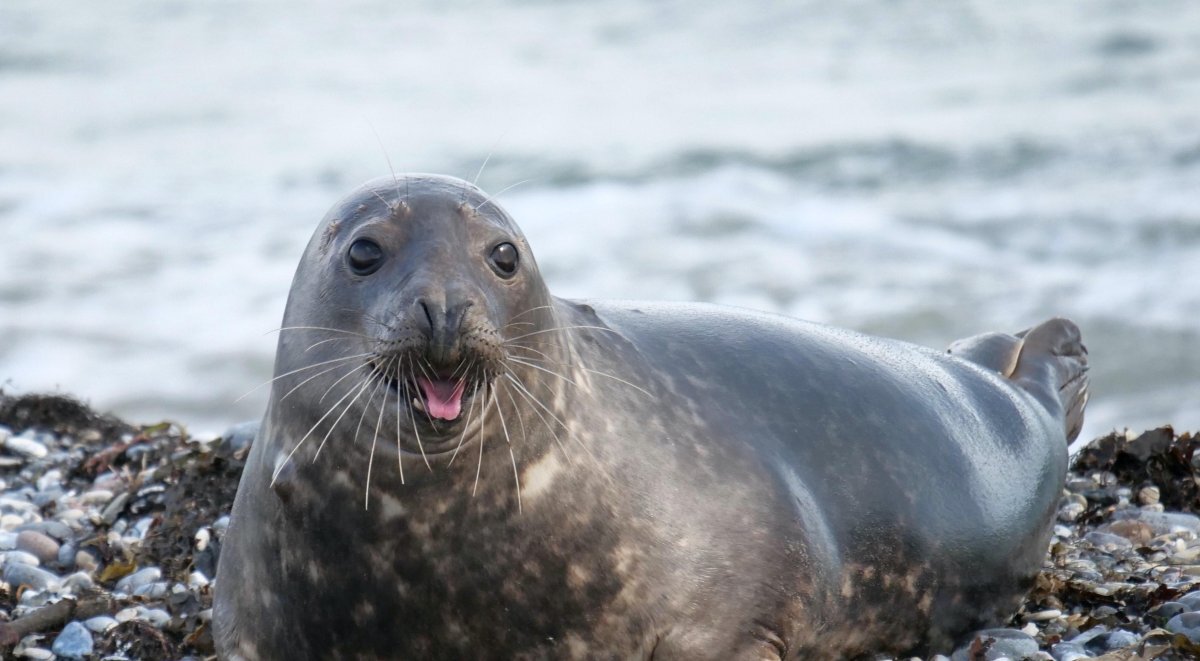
left=0, top=391, right=1197, bottom=660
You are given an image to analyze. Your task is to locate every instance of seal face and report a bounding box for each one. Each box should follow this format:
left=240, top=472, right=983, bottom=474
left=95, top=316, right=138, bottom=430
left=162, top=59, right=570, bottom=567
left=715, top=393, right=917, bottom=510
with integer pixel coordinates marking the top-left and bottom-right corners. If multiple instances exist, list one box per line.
left=214, top=174, right=1088, bottom=660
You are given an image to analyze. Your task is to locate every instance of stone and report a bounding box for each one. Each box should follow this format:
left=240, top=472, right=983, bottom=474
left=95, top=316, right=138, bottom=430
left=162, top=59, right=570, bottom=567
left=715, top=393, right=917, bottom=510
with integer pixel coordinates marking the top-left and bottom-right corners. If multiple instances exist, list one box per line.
left=951, top=628, right=1038, bottom=661
left=51, top=621, right=93, bottom=659
left=1166, top=611, right=1200, bottom=642
left=15, top=530, right=59, bottom=565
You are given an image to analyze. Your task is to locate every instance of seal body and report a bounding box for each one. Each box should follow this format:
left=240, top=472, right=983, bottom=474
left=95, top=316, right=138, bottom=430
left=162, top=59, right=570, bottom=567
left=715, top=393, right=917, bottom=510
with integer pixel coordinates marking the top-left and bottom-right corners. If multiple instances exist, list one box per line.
left=214, top=175, right=1087, bottom=660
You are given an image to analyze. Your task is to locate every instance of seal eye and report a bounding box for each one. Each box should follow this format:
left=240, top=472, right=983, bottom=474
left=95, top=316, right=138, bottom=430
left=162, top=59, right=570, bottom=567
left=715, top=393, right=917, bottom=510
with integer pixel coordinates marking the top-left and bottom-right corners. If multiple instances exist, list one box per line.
left=347, top=238, right=384, bottom=276
left=489, top=242, right=519, bottom=278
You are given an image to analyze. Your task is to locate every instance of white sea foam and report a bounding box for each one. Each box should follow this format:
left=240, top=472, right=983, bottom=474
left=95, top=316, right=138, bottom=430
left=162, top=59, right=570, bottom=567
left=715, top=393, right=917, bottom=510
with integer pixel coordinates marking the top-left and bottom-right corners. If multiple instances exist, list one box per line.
left=0, top=0, right=1197, bottom=438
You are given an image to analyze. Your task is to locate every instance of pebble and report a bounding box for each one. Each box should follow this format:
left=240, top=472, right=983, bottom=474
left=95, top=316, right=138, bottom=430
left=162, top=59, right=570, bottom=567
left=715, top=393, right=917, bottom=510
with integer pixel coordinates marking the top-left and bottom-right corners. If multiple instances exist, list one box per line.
left=3, top=433, right=48, bottom=458
left=74, top=549, right=98, bottom=573
left=4, top=549, right=41, bottom=566
left=3, top=562, right=61, bottom=590
left=951, top=628, right=1038, bottom=661
left=80, top=489, right=115, bottom=506
left=63, top=571, right=95, bottom=592
left=16, top=530, right=60, bottom=565
left=138, top=607, right=172, bottom=627
left=114, top=607, right=138, bottom=623
left=115, top=566, right=161, bottom=593
left=1167, top=611, right=1200, bottom=642
left=1111, top=509, right=1200, bottom=534
left=1139, top=485, right=1161, bottom=505
left=20, top=519, right=73, bottom=541
left=1083, top=629, right=1139, bottom=653
left=1049, top=641, right=1089, bottom=661
left=1096, top=519, right=1153, bottom=545
left=1083, top=530, right=1132, bottom=550
left=1178, top=589, right=1200, bottom=611
left=51, top=621, right=93, bottom=659
left=1024, top=609, right=1062, bottom=622
left=222, top=420, right=259, bottom=451
left=83, top=615, right=118, bottom=633
left=188, top=570, right=210, bottom=588
left=57, top=540, right=76, bottom=569
left=1146, top=600, right=1187, bottom=625
left=133, top=580, right=170, bottom=599
left=17, top=648, right=53, bottom=660
left=100, top=492, right=130, bottom=525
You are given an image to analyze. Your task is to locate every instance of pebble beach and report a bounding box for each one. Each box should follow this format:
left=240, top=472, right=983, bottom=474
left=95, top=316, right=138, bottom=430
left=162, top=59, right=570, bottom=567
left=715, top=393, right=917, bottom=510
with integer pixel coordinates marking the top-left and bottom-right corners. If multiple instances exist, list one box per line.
left=0, top=390, right=1197, bottom=660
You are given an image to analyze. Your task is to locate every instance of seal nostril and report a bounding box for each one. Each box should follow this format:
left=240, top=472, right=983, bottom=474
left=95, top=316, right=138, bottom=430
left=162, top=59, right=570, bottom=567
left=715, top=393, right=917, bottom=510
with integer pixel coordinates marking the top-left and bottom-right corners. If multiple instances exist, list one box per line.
left=417, top=298, right=435, bottom=334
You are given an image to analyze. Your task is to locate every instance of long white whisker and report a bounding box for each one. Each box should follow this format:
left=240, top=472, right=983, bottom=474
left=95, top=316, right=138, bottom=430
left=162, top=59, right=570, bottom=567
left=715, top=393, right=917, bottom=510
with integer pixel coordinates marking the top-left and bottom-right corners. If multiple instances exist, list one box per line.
left=507, top=357, right=583, bottom=389
left=312, top=370, right=379, bottom=461
left=473, top=385, right=491, bottom=498
left=406, top=356, right=433, bottom=471
left=507, top=353, right=653, bottom=398
left=272, top=366, right=369, bottom=485
left=394, top=361, right=405, bottom=485
left=365, top=358, right=393, bottom=510
left=448, top=383, right=481, bottom=466
left=265, top=326, right=375, bottom=340
left=495, top=388, right=521, bottom=513
left=474, top=179, right=533, bottom=214
left=235, top=352, right=372, bottom=402
left=503, top=372, right=571, bottom=464
left=505, top=325, right=625, bottom=343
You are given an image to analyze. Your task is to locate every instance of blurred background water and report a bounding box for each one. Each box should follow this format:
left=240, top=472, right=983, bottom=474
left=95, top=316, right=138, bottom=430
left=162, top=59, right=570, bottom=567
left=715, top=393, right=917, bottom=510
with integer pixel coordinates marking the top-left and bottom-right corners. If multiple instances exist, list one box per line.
left=0, top=0, right=1197, bottom=440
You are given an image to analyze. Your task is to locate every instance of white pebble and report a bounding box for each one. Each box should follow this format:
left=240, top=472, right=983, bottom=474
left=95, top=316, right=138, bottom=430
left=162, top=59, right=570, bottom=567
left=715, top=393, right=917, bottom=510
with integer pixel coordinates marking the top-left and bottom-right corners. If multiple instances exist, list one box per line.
left=3, top=550, right=41, bottom=566
left=188, top=571, right=210, bottom=588
left=195, top=528, right=210, bottom=551
left=137, top=607, right=171, bottom=628
left=213, top=515, right=230, bottom=535
left=80, top=490, right=114, bottom=506
left=114, top=607, right=138, bottom=623
left=4, top=435, right=48, bottom=459
left=84, top=615, right=118, bottom=633
left=18, top=648, right=53, bottom=660
left=1, top=514, right=26, bottom=530
left=0, top=531, right=17, bottom=550
left=115, top=566, right=161, bottom=594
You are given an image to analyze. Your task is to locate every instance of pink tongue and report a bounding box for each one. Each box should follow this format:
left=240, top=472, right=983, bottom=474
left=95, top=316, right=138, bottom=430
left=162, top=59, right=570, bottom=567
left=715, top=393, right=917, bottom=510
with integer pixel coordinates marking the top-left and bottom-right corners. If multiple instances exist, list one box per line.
left=416, top=377, right=466, bottom=420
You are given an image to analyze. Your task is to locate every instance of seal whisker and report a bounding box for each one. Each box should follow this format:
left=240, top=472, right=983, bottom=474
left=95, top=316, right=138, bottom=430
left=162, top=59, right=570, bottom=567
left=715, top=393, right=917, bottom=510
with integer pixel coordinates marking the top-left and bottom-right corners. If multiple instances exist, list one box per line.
left=235, top=352, right=373, bottom=402
left=503, top=370, right=609, bottom=478
left=279, top=360, right=364, bottom=404
left=365, top=357, right=394, bottom=510
left=506, top=356, right=584, bottom=390
left=506, top=352, right=653, bottom=398
left=318, top=359, right=373, bottom=404
left=493, top=385, right=521, bottom=513
left=267, top=325, right=376, bottom=340
left=502, top=382, right=570, bottom=464
left=472, top=385, right=492, bottom=498
left=474, top=179, right=533, bottom=214
left=394, top=361, right=405, bottom=485
left=313, top=367, right=380, bottom=462
left=271, top=365, right=371, bottom=485
left=407, top=354, right=439, bottom=433
left=404, top=355, right=434, bottom=471
left=448, top=382, right=481, bottom=466
left=508, top=304, right=557, bottom=323
left=367, top=121, right=404, bottom=208
left=504, top=325, right=626, bottom=343
left=305, top=336, right=353, bottom=352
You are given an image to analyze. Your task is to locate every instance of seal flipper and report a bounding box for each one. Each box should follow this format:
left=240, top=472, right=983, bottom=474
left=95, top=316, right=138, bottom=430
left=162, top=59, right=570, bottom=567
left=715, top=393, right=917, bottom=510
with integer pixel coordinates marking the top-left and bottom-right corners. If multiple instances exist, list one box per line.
left=948, top=318, right=1089, bottom=442
left=1010, top=317, right=1089, bottom=443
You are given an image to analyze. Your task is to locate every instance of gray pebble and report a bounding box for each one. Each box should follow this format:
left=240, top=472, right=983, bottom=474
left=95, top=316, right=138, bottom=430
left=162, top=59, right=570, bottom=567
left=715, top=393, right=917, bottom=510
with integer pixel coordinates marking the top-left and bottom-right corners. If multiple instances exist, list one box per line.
left=115, top=566, right=161, bottom=594
left=80, top=489, right=115, bottom=506
left=100, top=492, right=131, bottom=525
left=0, top=531, right=16, bottom=550
left=1147, top=600, right=1187, bottom=624
left=1083, top=629, right=1139, bottom=653
left=19, top=520, right=73, bottom=541
left=16, top=530, right=59, bottom=565
left=1049, top=641, right=1090, bottom=661
left=1112, top=509, right=1200, bottom=534
left=1178, top=590, right=1200, bottom=611
left=1167, top=611, right=1200, bottom=642
left=951, top=628, right=1038, bottom=661
left=3, top=562, right=62, bottom=591
left=51, top=621, right=93, bottom=659
left=57, top=540, right=76, bottom=570
left=1083, top=531, right=1132, bottom=551
left=133, top=580, right=170, bottom=599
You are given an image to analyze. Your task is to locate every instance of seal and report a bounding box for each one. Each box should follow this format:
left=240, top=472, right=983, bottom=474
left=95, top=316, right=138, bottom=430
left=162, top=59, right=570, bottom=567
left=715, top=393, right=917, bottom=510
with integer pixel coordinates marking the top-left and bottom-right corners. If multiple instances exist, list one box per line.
left=214, top=174, right=1088, bottom=660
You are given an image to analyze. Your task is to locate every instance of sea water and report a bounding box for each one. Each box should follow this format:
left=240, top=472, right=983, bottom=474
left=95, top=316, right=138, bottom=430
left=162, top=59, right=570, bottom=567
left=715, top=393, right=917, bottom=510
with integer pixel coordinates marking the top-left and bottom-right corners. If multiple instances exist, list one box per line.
left=1, top=1, right=1197, bottom=440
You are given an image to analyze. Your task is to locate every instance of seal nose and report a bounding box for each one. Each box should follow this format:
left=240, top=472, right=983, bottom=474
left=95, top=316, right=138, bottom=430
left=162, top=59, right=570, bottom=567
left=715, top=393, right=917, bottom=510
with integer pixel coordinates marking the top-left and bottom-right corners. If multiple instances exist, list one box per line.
left=415, top=297, right=473, bottom=366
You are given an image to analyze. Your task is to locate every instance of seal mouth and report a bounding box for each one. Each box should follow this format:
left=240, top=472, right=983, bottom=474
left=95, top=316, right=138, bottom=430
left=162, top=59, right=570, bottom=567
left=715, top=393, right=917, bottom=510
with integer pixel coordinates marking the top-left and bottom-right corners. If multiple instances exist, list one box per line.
left=380, top=365, right=477, bottom=426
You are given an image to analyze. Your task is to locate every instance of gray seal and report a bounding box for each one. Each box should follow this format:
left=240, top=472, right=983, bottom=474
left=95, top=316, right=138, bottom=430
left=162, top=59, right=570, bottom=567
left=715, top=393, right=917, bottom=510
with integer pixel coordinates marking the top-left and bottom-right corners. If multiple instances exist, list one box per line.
left=214, top=174, right=1088, bottom=660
